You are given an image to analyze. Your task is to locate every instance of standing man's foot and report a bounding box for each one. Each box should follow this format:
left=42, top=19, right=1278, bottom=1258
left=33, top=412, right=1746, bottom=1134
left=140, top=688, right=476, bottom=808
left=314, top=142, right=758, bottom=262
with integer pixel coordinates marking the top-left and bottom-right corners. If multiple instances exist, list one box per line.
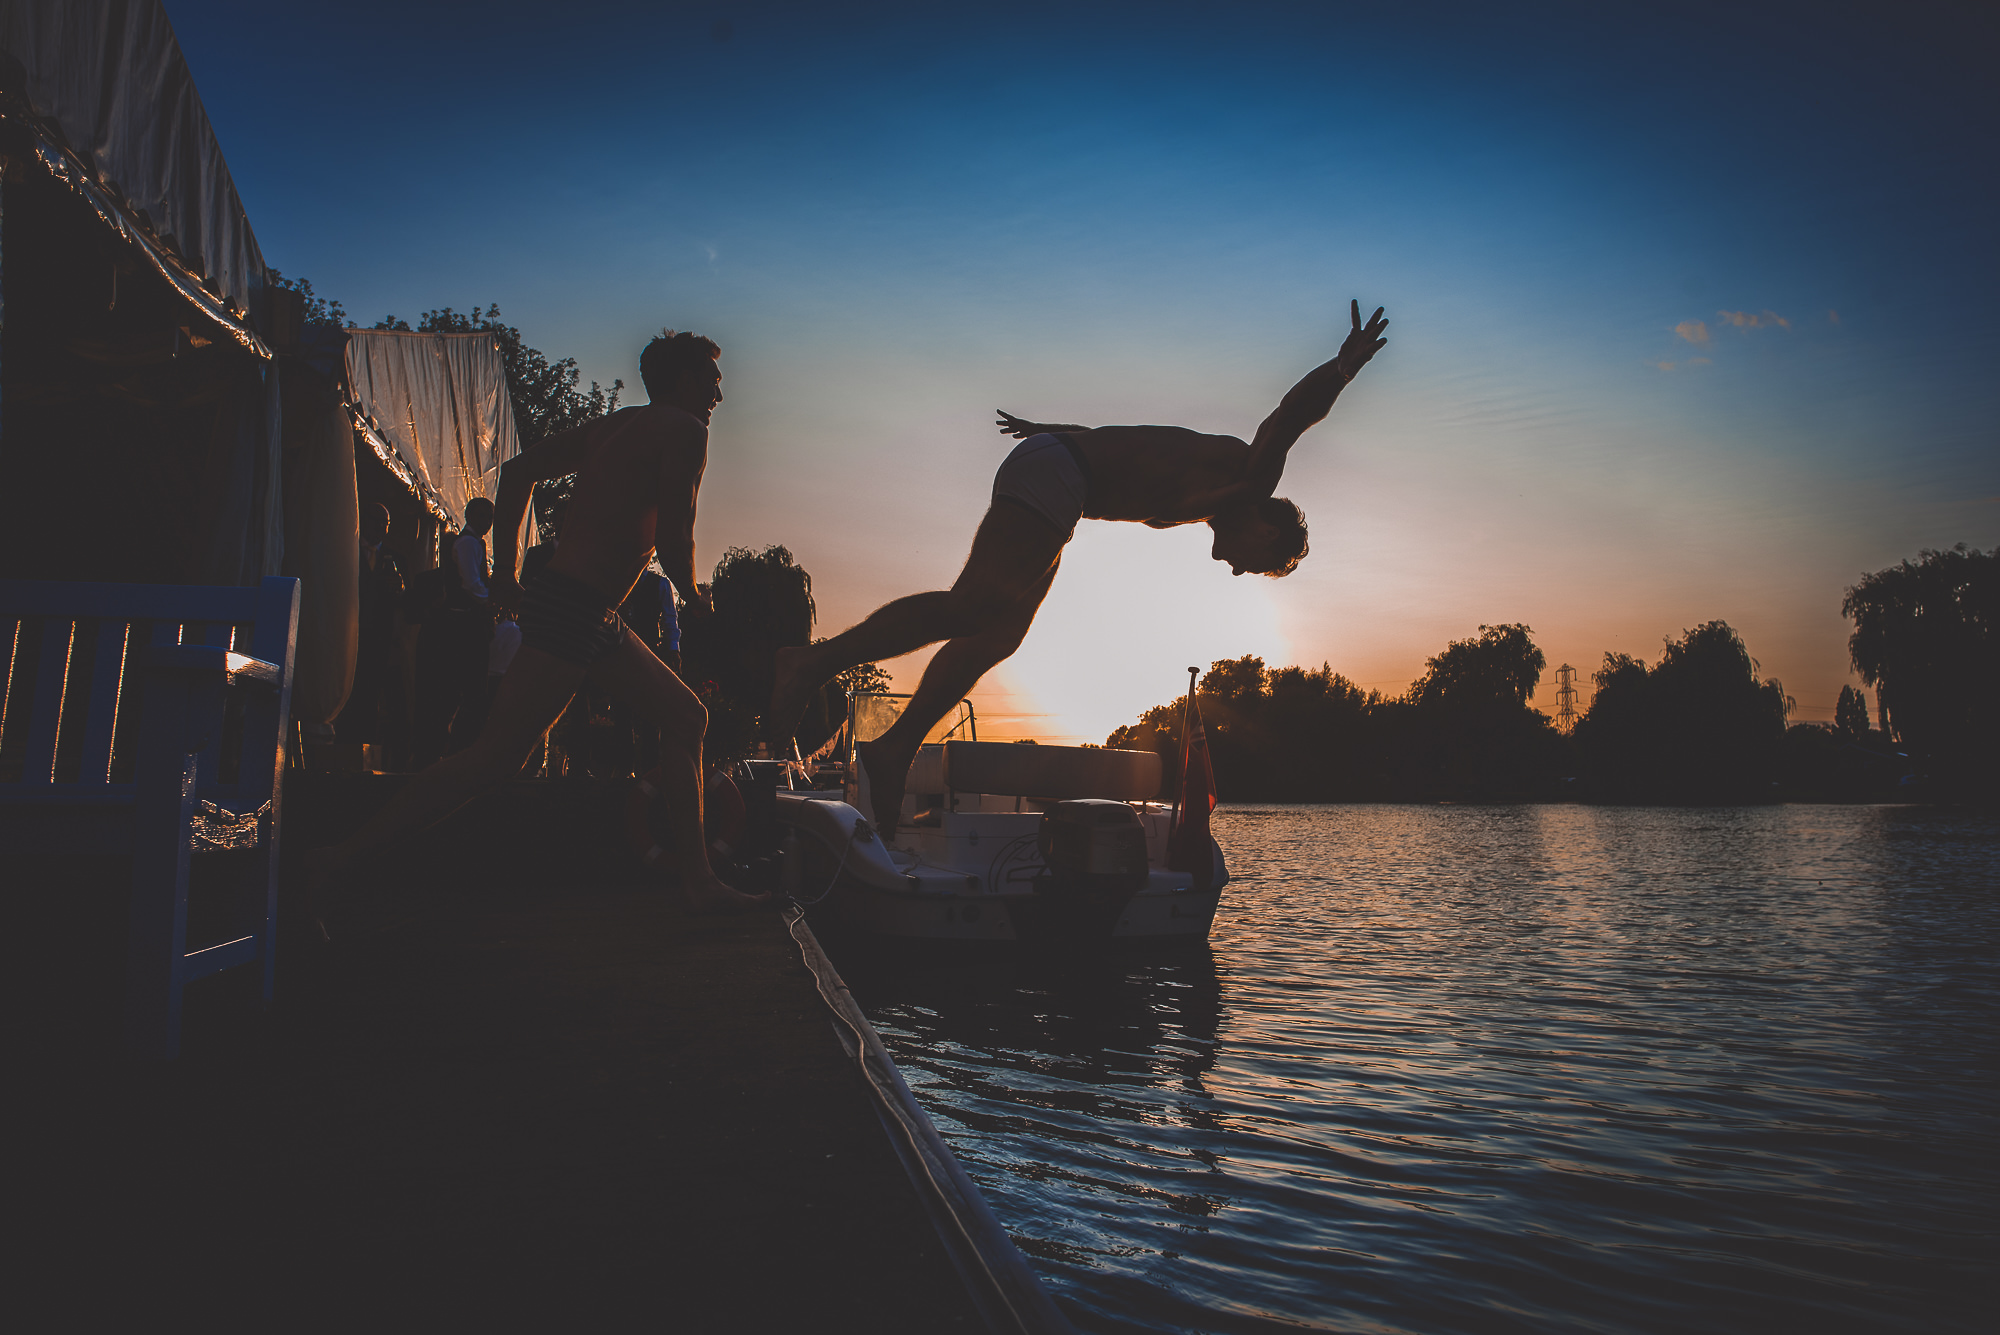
left=856, top=737, right=914, bottom=844
left=765, top=644, right=822, bottom=751
left=682, top=871, right=773, bottom=915
left=301, top=847, right=342, bottom=943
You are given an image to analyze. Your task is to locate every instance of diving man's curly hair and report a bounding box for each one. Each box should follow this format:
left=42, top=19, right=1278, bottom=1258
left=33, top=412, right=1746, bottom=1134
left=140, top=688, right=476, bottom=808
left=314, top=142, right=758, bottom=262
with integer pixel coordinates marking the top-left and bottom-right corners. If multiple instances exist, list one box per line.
left=1255, top=497, right=1309, bottom=577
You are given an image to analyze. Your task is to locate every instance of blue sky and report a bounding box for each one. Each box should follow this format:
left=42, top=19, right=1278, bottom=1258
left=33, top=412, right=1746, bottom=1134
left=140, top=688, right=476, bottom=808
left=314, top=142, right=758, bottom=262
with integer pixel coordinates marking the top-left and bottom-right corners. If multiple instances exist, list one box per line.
left=172, top=0, right=1996, bottom=741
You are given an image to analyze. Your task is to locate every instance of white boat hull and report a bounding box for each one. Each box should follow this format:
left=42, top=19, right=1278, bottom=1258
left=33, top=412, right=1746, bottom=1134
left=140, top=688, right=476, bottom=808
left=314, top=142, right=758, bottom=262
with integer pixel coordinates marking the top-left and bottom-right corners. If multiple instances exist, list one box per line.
left=774, top=791, right=1225, bottom=944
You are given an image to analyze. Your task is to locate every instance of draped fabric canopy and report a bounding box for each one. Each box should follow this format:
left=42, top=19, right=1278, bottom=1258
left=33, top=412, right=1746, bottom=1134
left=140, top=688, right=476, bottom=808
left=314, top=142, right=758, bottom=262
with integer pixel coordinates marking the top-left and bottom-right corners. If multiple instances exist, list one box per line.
left=343, top=330, right=524, bottom=526
left=0, top=0, right=269, bottom=354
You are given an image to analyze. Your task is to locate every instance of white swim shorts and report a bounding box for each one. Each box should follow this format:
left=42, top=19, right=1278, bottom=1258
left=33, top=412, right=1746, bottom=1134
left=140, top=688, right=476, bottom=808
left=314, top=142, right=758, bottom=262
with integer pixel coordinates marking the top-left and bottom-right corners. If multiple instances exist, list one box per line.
left=991, top=433, right=1092, bottom=541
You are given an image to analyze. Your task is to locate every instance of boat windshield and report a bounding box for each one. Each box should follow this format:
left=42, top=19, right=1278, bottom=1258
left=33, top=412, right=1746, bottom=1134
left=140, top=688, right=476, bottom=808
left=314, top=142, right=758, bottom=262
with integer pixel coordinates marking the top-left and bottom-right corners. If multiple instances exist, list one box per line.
left=846, top=692, right=975, bottom=765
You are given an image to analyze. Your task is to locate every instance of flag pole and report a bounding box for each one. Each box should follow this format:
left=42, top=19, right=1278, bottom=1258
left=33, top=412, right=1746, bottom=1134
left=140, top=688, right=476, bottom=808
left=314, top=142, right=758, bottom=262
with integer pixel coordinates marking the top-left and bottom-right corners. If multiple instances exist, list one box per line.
left=1171, top=665, right=1197, bottom=834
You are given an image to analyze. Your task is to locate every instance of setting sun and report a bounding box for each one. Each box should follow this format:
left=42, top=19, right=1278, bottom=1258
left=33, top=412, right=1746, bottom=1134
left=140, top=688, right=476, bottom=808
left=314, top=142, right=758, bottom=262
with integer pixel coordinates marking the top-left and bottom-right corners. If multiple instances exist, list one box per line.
left=982, top=522, right=1289, bottom=745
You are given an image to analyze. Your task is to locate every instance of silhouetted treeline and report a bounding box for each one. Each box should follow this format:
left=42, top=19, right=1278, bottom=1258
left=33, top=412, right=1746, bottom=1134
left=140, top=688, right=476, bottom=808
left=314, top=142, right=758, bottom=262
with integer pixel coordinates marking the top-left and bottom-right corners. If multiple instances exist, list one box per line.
left=1108, top=624, right=1571, bottom=803
left=1108, top=619, right=1904, bottom=805
left=1573, top=621, right=1790, bottom=802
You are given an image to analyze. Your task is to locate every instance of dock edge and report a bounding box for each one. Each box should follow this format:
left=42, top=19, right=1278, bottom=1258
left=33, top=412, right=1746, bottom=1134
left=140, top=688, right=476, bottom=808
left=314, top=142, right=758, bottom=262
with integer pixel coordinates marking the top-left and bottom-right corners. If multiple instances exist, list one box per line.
left=781, top=905, right=1078, bottom=1335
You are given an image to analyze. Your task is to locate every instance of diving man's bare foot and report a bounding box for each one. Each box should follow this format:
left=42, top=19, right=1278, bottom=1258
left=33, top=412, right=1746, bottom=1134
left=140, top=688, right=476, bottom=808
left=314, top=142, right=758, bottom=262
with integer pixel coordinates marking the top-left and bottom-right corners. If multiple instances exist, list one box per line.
left=681, top=870, right=772, bottom=915
left=856, top=737, right=915, bottom=844
left=765, top=644, right=823, bottom=750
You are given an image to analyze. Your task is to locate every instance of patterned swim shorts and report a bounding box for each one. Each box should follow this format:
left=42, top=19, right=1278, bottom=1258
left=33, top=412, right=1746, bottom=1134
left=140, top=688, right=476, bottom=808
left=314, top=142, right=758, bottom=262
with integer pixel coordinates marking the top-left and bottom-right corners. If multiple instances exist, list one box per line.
left=516, top=569, right=630, bottom=667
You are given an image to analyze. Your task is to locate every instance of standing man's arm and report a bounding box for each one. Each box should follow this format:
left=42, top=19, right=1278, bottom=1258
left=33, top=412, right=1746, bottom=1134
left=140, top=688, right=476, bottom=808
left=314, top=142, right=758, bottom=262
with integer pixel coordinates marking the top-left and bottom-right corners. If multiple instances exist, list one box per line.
left=1241, top=299, right=1389, bottom=495
left=656, top=417, right=712, bottom=617
left=491, top=429, right=591, bottom=608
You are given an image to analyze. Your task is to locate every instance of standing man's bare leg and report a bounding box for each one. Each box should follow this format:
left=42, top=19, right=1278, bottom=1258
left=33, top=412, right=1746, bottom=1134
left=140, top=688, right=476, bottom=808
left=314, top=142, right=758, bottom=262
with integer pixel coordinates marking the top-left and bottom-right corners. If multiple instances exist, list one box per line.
left=589, top=634, right=769, bottom=910
left=855, top=566, right=1055, bottom=838
left=768, top=503, right=1065, bottom=744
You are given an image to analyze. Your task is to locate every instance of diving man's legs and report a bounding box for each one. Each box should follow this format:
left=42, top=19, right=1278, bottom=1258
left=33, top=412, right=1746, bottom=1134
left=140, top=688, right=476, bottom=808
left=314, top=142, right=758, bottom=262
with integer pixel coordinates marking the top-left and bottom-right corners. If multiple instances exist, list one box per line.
left=768, top=500, right=1066, bottom=744
left=855, top=563, right=1057, bottom=837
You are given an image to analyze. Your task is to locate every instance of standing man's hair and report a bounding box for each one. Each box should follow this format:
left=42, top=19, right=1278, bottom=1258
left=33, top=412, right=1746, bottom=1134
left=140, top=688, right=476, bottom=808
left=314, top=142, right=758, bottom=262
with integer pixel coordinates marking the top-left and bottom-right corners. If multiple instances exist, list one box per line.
left=640, top=329, right=721, bottom=399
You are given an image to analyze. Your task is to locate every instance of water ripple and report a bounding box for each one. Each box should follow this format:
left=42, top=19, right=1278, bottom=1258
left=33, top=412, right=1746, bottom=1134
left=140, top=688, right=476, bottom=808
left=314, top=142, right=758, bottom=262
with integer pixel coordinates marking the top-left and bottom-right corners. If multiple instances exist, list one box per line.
left=837, top=804, right=1999, bottom=1334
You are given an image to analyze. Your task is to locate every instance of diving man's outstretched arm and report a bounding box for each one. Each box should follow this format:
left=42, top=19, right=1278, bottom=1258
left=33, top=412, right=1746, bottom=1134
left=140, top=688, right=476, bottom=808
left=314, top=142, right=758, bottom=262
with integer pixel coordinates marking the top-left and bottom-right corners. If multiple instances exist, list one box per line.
left=1242, top=299, right=1388, bottom=495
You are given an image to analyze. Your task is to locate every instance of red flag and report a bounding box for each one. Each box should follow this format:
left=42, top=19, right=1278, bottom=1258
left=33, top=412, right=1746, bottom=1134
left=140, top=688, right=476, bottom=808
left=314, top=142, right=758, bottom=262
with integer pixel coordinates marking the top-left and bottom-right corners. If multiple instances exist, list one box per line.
left=1167, top=692, right=1217, bottom=890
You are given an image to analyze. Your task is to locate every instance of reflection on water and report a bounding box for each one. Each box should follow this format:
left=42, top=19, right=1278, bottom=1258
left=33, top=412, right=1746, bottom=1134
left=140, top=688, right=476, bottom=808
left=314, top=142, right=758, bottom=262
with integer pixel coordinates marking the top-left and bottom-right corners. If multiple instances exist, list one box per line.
left=832, top=805, right=1998, bottom=1334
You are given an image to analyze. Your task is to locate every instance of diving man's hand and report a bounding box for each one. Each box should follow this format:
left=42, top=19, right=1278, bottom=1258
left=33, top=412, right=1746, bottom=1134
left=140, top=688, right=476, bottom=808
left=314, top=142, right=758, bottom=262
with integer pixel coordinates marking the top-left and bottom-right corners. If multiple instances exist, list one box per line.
left=996, top=410, right=1087, bottom=440
left=683, top=584, right=715, bottom=619
left=1336, top=300, right=1389, bottom=379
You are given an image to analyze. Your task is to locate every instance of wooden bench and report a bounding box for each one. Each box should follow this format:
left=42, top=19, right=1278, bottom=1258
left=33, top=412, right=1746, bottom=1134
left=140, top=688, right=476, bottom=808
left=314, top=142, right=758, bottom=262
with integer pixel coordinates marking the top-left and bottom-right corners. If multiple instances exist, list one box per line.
left=1, top=577, right=300, bottom=1059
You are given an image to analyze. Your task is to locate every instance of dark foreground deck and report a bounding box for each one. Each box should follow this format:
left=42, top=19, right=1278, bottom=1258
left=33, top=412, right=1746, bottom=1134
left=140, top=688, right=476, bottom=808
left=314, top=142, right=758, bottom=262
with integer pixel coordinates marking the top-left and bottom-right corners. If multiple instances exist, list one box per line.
left=13, top=776, right=986, bottom=1328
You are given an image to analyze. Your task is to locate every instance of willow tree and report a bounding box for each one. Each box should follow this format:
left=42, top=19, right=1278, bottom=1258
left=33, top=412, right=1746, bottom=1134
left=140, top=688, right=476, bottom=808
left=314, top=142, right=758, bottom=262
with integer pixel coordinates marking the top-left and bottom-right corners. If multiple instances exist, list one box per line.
left=1574, top=621, right=1790, bottom=803
left=1843, top=545, right=1998, bottom=796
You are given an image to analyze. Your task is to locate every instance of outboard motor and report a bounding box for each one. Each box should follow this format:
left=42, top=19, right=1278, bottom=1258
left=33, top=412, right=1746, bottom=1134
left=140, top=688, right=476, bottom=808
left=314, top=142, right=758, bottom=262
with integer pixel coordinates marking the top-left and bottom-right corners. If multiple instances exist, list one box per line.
left=1018, top=799, right=1149, bottom=941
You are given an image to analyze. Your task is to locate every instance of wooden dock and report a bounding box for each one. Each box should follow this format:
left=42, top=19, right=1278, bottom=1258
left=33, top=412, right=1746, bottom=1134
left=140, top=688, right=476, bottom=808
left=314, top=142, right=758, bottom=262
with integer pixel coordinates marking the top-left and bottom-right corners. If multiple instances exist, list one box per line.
left=13, top=776, right=992, bottom=1328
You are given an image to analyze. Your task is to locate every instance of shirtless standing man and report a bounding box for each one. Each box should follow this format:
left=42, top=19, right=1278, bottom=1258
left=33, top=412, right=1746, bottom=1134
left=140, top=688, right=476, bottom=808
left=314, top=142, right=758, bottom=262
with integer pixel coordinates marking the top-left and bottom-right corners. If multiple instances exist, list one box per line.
left=766, top=300, right=1389, bottom=839
left=309, top=330, right=768, bottom=924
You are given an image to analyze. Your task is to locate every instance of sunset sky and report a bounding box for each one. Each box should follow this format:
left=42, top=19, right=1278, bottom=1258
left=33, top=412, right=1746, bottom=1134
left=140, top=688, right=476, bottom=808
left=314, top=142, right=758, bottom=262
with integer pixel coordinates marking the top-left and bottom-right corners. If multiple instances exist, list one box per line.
left=175, top=1, right=1995, bottom=744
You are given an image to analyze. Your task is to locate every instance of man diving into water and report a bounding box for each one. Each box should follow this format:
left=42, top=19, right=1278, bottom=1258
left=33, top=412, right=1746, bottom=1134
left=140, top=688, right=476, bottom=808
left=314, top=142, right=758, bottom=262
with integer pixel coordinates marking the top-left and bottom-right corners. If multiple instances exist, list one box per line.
left=767, top=299, right=1390, bottom=839
left=308, top=330, right=769, bottom=929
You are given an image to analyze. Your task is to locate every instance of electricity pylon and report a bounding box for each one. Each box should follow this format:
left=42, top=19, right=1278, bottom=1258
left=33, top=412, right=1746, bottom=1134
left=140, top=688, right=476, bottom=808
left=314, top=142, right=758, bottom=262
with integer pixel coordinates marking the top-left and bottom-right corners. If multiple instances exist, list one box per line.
left=1554, top=663, right=1579, bottom=735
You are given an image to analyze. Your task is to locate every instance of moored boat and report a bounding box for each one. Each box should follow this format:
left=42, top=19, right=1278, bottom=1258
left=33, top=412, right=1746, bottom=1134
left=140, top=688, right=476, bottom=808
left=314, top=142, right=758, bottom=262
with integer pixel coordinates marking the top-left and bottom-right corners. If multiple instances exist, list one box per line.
left=767, top=692, right=1226, bottom=944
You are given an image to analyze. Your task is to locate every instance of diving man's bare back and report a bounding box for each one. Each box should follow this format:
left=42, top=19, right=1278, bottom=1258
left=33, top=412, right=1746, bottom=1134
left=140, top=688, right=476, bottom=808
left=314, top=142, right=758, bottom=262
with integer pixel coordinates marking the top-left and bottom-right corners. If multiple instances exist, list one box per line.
left=1051, top=426, right=1255, bottom=527
left=769, top=300, right=1389, bottom=839
left=1000, top=301, right=1391, bottom=535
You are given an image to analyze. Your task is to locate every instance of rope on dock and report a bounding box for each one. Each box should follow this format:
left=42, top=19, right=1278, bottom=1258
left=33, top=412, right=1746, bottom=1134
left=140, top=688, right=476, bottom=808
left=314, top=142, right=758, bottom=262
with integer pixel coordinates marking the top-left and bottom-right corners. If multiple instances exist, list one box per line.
left=781, top=904, right=1077, bottom=1335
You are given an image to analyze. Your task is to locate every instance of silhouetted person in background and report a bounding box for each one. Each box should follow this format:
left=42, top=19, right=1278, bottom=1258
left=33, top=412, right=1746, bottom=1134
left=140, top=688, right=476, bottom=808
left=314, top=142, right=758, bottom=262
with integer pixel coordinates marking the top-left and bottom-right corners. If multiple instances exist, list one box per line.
left=455, top=611, right=521, bottom=746
left=768, top=299, right=1390, bottom=838
left=408, top=528, right=454, bottom=766
left=443, top=499, right=498, bottom=754
left=411, top=501, right=497, bottom=764
left=617, top=567, right=683, bottom=775
left=337, top=502, right=404, bottom=756
left=308, top=330, right=767, bottom=929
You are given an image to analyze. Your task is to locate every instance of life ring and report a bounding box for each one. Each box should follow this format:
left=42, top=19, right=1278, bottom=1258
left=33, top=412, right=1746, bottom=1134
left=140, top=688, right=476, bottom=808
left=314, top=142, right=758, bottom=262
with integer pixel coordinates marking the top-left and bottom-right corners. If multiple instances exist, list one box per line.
left=626, top=767, right=747, bottom=870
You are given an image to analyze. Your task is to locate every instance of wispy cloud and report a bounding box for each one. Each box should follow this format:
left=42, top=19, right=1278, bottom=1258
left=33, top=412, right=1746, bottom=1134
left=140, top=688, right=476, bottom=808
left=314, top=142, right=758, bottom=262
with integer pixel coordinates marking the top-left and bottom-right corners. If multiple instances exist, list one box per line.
left=1828, top=309, right=1841, bottom=325
left=1717, top=308, right=1790, bottom=330
left=1675, top=319, right=1710, bottom=344
left=1654, top=357, right=1712, bottom=371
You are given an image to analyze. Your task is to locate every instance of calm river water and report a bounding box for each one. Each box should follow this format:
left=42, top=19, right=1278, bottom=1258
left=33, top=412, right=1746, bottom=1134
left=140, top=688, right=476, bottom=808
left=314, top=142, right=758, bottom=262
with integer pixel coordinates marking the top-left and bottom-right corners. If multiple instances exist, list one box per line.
left=835, top=804, right=1998, bottom=1334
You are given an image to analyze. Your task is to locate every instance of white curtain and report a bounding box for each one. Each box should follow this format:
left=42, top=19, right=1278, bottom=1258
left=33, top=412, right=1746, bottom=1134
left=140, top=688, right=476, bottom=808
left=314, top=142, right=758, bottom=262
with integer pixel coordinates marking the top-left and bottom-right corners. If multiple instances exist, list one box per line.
left=343, top=330, right=523, bottom=527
